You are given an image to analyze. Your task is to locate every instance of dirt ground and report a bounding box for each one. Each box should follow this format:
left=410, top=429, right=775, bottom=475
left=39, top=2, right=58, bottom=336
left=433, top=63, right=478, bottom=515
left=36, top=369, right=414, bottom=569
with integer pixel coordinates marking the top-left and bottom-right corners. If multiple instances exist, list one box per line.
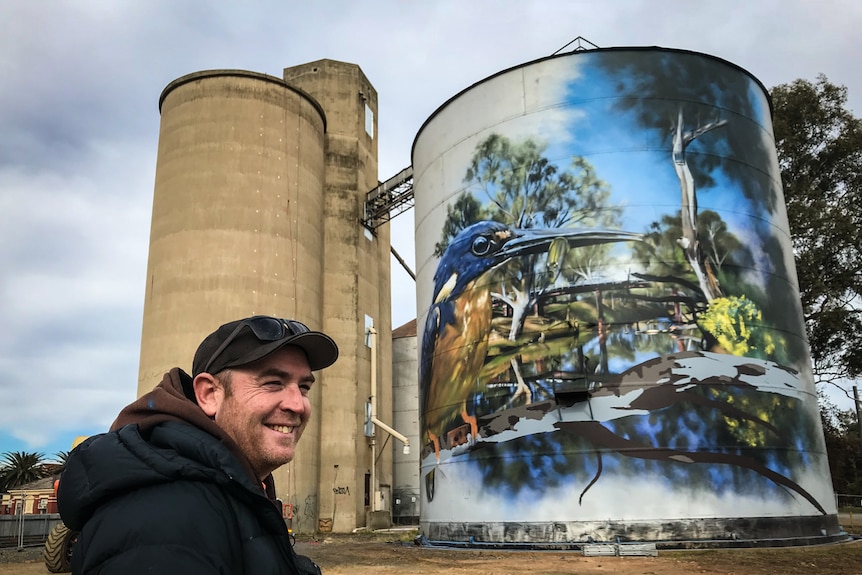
left=2, top=533, right=861, bottom=575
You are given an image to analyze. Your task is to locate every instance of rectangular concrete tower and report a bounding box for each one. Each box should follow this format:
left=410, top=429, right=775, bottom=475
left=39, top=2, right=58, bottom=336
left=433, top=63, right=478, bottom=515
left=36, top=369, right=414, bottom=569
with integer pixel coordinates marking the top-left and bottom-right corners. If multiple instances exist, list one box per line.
left=282, top=60, right=393, bottom=532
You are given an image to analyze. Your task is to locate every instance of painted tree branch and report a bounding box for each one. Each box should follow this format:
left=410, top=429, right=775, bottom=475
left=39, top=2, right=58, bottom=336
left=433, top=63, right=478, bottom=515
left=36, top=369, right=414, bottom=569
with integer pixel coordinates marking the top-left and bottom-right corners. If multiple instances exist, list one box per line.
left=672, top=108, right=727, bottom=301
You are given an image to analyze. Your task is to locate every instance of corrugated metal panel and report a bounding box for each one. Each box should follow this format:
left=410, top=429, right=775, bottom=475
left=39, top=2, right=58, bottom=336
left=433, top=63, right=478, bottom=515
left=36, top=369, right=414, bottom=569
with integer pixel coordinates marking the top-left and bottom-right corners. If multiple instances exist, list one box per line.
left=582, top=544, right=617, bottom=556
left=618, top=543, right=658, bottom=557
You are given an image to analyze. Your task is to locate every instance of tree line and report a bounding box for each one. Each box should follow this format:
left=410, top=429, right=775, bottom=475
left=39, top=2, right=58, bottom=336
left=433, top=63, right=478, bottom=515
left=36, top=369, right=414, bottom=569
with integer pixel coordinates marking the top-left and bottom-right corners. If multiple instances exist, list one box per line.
left=772, top=75, right=862, bottom=496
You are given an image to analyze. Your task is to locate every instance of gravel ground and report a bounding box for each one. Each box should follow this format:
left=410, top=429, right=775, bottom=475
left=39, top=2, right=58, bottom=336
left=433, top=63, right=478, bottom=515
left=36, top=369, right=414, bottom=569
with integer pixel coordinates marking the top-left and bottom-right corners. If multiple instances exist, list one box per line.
left=0, top=547, right=42, bottom=565
left=2, top=533, right=861, bottom=575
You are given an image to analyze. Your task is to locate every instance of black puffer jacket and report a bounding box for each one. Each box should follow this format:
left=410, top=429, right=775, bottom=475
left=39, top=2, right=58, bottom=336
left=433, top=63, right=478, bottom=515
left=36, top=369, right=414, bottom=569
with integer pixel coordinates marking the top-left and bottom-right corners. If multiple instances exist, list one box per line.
left=58, top=369, right=317, bottom=574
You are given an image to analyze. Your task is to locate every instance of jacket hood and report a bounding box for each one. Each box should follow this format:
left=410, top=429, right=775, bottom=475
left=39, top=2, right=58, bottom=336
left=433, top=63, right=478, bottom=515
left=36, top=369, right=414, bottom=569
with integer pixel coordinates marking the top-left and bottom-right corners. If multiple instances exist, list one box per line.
left=58, top=368, right=276, bottom=530
left=111, top=368, right=230, bottom=441
left=111, top=368, right=272, bottom=493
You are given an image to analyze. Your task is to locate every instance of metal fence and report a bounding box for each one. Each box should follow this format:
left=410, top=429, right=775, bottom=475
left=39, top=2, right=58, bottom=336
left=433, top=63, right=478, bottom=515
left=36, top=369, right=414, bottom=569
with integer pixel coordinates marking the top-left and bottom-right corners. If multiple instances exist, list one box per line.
left=0, top=512, right=62, bottom=548
left=392, top=488, right=420, bottom=526
left=836, top=493, right=862, bottom=509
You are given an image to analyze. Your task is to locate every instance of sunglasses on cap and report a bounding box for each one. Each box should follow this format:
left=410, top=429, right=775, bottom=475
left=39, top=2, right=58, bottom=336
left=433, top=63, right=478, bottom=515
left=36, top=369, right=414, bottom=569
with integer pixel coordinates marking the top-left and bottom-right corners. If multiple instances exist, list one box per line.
left=200, top=317, right=312, bottom=375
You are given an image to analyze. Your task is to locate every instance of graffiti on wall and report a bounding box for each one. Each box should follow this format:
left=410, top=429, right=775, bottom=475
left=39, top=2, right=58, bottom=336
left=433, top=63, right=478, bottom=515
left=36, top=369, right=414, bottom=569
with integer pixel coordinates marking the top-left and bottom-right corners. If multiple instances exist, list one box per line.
left=416, top=50, right=834, bottom=526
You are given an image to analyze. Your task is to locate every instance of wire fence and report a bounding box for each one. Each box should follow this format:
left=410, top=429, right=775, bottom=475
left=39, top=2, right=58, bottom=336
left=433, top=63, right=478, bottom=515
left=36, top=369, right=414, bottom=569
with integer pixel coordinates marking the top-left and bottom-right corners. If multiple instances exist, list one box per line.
left=0, top=512, right=62, bottom=549
left=836, top=493, right=862, bottom=509
left=392, top=488, right=420, bottom=526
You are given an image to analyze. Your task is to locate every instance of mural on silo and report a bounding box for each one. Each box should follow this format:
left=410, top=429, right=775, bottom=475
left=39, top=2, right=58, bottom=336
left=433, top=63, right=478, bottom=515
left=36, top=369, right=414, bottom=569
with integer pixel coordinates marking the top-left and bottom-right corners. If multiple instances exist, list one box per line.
left=413, top=48, right=839, bottom=544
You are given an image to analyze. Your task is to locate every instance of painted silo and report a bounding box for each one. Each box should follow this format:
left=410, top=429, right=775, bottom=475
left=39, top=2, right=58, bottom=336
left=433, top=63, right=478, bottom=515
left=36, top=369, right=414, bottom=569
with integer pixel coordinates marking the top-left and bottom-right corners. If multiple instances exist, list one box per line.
left=412, top=47, right=842, bottom=546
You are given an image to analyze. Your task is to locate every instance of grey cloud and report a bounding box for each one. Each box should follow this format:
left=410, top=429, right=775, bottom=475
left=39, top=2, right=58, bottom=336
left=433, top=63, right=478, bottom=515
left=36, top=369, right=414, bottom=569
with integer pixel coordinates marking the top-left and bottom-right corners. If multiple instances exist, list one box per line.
left=1, top=0, right=860, bottom=454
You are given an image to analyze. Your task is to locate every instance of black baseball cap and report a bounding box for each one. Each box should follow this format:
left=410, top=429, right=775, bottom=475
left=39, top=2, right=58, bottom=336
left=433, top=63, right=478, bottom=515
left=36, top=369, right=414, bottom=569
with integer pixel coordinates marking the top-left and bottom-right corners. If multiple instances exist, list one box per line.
left=192, top=316, right=339, bottom=376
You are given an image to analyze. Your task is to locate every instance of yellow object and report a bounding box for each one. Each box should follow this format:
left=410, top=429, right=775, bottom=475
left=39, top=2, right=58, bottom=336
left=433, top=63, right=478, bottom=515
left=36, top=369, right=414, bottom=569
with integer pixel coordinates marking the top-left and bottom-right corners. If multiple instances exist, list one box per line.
left=71, top=436, right=89, bottom=450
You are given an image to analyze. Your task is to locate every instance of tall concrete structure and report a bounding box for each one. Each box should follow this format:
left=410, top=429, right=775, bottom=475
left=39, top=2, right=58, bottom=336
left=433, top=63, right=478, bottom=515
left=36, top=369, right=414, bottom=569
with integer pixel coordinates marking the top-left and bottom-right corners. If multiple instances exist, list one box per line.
left=391, top=319, right=420, bottom=525
left=138, top=59, right=392, bottom=533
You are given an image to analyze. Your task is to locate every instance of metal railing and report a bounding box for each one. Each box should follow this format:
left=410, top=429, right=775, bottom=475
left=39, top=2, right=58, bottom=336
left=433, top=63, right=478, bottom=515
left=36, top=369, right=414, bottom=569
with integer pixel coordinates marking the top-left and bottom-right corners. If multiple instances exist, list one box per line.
left=836, top=493, right=862, bottom=509
left=363, top=167, right=414, bottom=231
left=0, top=512, right=62, bottom=548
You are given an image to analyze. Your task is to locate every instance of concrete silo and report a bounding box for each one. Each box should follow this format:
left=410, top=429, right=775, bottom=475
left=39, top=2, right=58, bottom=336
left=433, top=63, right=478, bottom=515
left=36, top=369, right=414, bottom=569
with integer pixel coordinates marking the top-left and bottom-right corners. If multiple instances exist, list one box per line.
left=391, top=319, right=421, bottom=525
left=412, top=47, right=843, bottom=546
left=139, top=60, right=392, bottom=533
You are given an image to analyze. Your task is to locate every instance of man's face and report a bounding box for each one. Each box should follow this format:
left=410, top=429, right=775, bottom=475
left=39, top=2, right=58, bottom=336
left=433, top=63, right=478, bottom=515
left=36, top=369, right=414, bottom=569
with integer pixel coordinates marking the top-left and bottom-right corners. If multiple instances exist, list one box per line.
left=213, top=345, right=314, bottom=479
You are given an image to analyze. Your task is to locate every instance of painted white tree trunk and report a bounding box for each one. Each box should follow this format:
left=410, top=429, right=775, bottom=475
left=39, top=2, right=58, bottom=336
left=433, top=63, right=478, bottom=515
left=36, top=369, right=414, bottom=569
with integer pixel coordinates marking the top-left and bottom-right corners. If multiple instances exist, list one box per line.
left=672, top=108, right=726, bottom=301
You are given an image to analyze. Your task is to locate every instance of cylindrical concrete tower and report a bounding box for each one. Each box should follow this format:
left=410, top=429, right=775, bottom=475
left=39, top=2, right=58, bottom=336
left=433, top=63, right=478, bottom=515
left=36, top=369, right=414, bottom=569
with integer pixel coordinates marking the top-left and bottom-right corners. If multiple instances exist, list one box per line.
left=140, top=68, right=328, bottom=528
left=412, top=47, right=842, bottom=546
left=142, top=70, right=328, bottom=384
left=139, top=61, right=391, bottom=533
left=391, top=319, right=421, bottom=525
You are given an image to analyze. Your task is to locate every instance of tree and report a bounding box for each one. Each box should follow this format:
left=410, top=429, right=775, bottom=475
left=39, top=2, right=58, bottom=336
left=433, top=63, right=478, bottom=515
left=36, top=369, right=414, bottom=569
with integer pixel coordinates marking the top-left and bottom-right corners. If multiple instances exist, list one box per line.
left=0, top=451, right=49, bottom=491
left=439, top=134, right=622, bottom=341
left=771, top=76, right=862, bottom=396
left=771, top=76, right=862, bottom=495
left=819, top=394, right=862, bottom=495
left=42, top=451, right=71, bottom=477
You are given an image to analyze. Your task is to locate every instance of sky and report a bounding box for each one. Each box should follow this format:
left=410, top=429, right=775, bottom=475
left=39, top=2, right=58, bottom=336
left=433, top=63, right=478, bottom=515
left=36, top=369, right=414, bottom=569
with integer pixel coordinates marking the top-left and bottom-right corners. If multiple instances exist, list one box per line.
left=1, top=0, right=860, bottom=459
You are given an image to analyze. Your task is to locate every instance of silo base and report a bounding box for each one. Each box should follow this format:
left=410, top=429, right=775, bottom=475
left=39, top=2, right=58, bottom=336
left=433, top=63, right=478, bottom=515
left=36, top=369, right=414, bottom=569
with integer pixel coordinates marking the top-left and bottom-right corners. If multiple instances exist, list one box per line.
left=367, top=510, right=392, bottom=531
left=420, top=514, right=849, bottom=549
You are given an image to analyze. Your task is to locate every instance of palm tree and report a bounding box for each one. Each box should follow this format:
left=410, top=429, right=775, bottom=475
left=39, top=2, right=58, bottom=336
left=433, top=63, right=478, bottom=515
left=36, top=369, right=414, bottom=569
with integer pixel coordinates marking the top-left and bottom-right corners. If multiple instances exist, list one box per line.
left=42, top=450, right=71, bottom=477
left=0, top=451, right=48, bottom=491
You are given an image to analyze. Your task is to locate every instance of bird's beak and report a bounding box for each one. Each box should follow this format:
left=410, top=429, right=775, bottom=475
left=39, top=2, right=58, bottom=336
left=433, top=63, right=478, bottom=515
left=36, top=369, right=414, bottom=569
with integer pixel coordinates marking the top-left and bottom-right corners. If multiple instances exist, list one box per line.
left=497, top=227, right=642, bottom=260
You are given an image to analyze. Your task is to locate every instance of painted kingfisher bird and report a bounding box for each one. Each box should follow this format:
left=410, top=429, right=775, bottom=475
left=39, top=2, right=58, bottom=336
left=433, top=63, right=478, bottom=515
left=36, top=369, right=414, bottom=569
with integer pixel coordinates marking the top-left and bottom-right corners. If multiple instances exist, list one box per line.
left=420, top=220, right=641, bottom=460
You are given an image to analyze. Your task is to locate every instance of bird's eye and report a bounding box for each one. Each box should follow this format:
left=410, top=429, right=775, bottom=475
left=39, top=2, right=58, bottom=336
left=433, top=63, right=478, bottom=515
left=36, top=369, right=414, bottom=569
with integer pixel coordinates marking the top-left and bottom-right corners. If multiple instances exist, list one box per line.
left=471, top=235, right=492, bottom=256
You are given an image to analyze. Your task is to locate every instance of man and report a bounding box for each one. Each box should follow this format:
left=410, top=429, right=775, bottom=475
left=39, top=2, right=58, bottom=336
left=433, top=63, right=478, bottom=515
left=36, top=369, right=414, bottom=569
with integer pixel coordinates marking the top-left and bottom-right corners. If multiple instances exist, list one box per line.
left=58, top=315, right=338, bottom=574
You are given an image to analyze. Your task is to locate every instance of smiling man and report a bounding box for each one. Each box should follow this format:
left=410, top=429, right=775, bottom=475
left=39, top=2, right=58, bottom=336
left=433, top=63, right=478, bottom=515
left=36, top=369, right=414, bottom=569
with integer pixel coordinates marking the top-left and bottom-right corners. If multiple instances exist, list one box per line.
left=58, top=316, right=338, bottom=575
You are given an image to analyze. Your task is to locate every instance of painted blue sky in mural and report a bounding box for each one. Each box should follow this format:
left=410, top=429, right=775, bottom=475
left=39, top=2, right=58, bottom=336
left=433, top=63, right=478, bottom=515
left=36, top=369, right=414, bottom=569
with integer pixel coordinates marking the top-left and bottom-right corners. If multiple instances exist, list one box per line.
left=534, top=54, right=773, bottom=242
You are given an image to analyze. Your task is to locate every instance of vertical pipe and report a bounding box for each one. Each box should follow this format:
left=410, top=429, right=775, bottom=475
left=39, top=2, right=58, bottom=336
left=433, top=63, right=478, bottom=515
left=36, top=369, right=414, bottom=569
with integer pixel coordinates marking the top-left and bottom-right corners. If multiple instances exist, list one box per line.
left=16, top=496, right=24, bottom=549
left=369, top=326, right=378, bottom=513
